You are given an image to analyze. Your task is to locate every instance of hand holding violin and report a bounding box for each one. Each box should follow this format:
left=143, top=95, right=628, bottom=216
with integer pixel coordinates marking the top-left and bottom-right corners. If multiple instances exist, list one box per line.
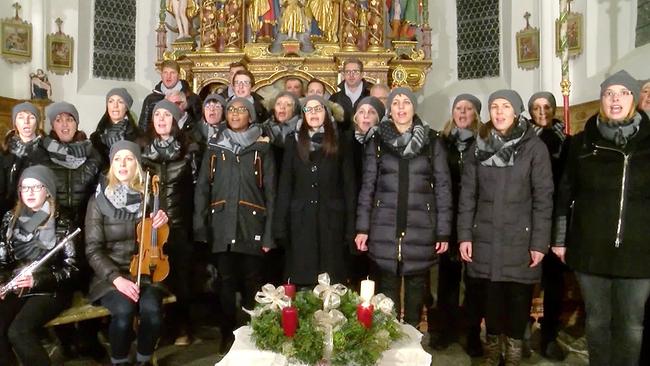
left=150, top=210, right=168, bottom=229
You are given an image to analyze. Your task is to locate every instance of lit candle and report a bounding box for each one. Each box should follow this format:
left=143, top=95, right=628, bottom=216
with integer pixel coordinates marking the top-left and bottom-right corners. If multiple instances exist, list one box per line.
left=281, top=305, right=298, bottom=337
left=357, top=303, right=374, bottom=329
left=359, top=277, right=375, bottom=305
left=283, top=279, right=296, bottom=300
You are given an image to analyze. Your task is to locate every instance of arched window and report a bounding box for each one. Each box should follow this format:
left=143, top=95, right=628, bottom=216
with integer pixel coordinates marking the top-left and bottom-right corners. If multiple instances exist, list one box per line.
left=637, top=0, right=650, bottom=48
left=457, top=0, right=500, bottom=80
left=92, top=0, right=136, bottom=80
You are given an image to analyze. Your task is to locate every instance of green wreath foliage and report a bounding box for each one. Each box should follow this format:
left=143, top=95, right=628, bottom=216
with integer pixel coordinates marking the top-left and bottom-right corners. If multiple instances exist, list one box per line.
left=249, top=288, right=404, bottom=366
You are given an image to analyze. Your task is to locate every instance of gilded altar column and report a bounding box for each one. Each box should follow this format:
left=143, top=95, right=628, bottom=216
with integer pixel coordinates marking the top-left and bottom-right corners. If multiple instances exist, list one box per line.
left=221, top=0, right=244, bottom=52
left=340, top=0, right=360, bottom=51
left=199, top=0, right=218, bottom=52
left=366, top=0, right=384, bottom=52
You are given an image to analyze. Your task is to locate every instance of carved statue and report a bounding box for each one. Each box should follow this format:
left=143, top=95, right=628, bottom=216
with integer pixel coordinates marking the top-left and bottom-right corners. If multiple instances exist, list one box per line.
left=30, top=69, right=52, bottom=100
left=247, top=0, right=275, bottom=42
left=199, top=0, right=218, bottom=49
left=387, top=0, right=418, bottom=40
left=341, top=0, right=360, bottom=49
left=166, top=0, right=199, bottom=39
left=279, top=0, right=307, bottom=40
left=306, top=0, right=338, bottom=42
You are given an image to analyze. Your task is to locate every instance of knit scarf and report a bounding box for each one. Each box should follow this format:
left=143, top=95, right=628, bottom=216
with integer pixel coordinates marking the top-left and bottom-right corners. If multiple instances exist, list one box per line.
left=100, top=118, right=130, bottom=148
left=10, top=201, right=57, bottom=261
left=95, top=177, right=142, bottom=220
left=596, top=112, right=643, bottom=147
left=198, top=120, right=221, bottom=141
left=533, top=120, right=566, bottom=143
left=475, top=116, right=529, bottom=167
left=448, top=127, right=475, bottom=152
left=160, top=81, right=183, bottom=95
left=43, top=136, right=92, bottom=169
left=375, top=117, right=429, bottom=158
left=142, top=136, right=182, bottom=162
left=295, top=119, right=329, bottom=152
left=263, top=115, right=300, bottom=147
left=9, top=135, right=41, bottom=158
left=211, top=124, right=263, bottom=155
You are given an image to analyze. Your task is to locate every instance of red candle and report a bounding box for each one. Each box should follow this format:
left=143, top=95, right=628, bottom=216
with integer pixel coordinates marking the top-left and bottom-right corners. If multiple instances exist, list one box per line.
left=357, top=304, right=374, bottom=329
left=281, top=306, right=298, bottom=337
left=283, top=281, right=296, bottom=300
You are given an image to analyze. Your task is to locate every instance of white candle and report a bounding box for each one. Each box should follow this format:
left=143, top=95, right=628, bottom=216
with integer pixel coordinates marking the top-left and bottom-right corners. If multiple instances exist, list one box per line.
left=360, top=277, right=375, bottom=305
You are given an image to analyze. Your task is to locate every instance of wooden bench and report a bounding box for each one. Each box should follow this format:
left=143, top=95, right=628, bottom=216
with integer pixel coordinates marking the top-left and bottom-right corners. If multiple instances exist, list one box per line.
left=45, top=291, right=177, bottom=327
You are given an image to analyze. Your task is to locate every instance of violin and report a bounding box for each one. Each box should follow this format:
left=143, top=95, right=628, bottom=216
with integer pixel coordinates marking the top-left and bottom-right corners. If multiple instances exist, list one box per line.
left=129, top=172, right=170, bottom=286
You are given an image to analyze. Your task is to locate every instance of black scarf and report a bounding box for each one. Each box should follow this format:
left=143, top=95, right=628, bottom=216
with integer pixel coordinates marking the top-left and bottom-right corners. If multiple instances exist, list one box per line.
left=263, top=115, right=300, bottom=147
left=10, top=201, right=57, bottom=262
left=94, top=177, right=142, bottom=221
left=211, top=124, right=263, bottom=155
left=43, top=136, right=92, bottom=169
left=142, top=136, right=182, bottom=162
left=9, top=135, right=41, bottom=158
left=596, top=112, right=643, bottom=147
left=100, top=118, right=130, bottom=148
left=295, top=119, right=327, bottom=152
left=374, top=116, right=429, bottom=158
left=198, top=119, right=221, bottom=141
left=448, top=127, right=475, bottom=152
left=475, top=116, right=528, bottom=167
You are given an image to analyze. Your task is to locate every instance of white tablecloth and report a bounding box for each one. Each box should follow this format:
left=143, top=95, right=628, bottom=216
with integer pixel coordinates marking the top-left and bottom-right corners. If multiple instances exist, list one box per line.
left=216, top=323, right=432, bottom=366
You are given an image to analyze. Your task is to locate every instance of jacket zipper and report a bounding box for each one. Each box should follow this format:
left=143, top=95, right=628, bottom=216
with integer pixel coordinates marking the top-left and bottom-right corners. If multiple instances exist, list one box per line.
left=397, top=232, right=404, bottom=262
left=594, top=144, right=630, bottom=248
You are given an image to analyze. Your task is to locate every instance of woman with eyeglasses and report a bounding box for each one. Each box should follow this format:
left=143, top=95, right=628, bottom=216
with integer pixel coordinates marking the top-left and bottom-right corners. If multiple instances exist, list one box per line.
left=0, top=102, right=48, bottom=214
left=274, top=95, right=356, bottom=286
left=0, top=165, right=77, bottom=366
left=355, top=87, right=452, bottom=328
left=85, top=141, right=169, bottom=366
left=90, top=88, right=142, bottom=170
left=230, top=70, right=269, bottom=123
left=193, top=97, right=275, bottom=352
left=142, top=100, right=199, bottom=346
left=553, top=70, right=650, bottom=366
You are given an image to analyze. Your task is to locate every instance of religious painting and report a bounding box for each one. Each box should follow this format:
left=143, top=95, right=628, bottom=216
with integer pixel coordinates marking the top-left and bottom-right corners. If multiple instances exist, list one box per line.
left=47, top=32, right=74, bottom=75
left=1, top=19, right=32, bottom=63
left=555, top=12, right=583, bottom=58
left=516, top=27, right=539, bottom=70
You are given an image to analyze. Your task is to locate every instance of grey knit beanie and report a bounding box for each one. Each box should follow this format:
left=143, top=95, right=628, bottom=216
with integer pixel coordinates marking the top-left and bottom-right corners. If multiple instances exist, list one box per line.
left=600, top=70, right=640, bottom=103
left=387, top=87, right=418, bottom=114
left=106, top=88, right=134, bottom=109
left=203, top=93, right=227, bottom=108
left=109, top=140, right=142, bottom=163
left=227, top=97, right=256, bottom=123
left=20, top=165, right=57, bottom=199
left=12, top=102, right=40, bottom=124
left=488, top=89, right=524, bottom=115
left=153, top=99, right=182, bottom=122
left=46, top=102, right=79, bottom=125
left=452, top=93, right=482, bottom=114
left=356, top=96, right=386, bottom=119
left=528, top=92, right=557, bottom=114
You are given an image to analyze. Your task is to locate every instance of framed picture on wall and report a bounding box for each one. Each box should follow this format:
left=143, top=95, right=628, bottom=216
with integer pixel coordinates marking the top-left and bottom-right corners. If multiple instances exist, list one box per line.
left=1, top=18, right=32, bottom=63
left=516, top=27, right=540, bottom=70
left=46, top=32, right=73, bottom=75
left=555, top=12, right=583, bottom=58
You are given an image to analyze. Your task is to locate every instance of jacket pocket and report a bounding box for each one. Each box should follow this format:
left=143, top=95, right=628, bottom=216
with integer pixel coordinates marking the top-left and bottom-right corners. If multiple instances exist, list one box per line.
left=238, top=201, right=266, bottom=244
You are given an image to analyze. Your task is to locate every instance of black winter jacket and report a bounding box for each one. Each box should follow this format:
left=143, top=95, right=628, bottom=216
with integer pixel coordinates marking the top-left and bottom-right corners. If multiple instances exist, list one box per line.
left=0, top=139, right=49, bottom=213
left=274, top=134, right=357, bottom=284
left=457, top=127, right=554, bottom=284
left=329, top=80, right=372, bottom=131
left=555, top=112, right=650, bottom=278
left=90, top=117, right=141, bottom=171
left=0, top=212, right=77, bottom=296
left=443, top=133, right=476, bottom=249
left=193, top=128, right=276, bottom=255
left=138, top=79, right=202, bottom=131
left=356, top=126, right=452, bottom=276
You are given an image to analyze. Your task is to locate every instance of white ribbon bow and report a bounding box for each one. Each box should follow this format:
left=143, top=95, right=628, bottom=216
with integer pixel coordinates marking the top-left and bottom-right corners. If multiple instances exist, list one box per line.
left=314, top=309, right=347, bottom=360
left=370, top=293, right=395, bottom=315
left=313, top=273, right=347, bottom=311
left=243, top=283, right=291, bottom=317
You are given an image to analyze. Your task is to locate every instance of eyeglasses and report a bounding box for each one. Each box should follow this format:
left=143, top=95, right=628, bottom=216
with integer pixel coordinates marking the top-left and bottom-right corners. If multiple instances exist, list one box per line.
left=227, top=106, right=249, bottom=114
left=276, top=101, right=295, bottom=109
left=233, top=80, right=251, bottom=87
left=603, top=89, right=632, bottom=99
left=19, top=184, right=45, bottom=193
left=343, top=70, right=361, bottom=76
left=303, top=105, right=324, bottom=114
left=205, top=103, right=223, bottom=110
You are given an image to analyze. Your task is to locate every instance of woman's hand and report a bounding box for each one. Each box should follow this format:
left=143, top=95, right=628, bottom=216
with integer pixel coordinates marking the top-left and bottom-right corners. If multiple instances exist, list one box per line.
left=13, top=273, right=34, bottom=289
left=529, top=250, right=545, bottom=268
left=459, top=241, right=472, bottom=262
left=262, top=247, right=271, bottom=253
left=151, top=210, right=169, bottom=229
left=113, top=276, right=139, bottom=302
left=435, top=242, right=449, bottom=254
left=355, top=234, right=369, bottom=252
left=551, top=247, right=566, bottom=264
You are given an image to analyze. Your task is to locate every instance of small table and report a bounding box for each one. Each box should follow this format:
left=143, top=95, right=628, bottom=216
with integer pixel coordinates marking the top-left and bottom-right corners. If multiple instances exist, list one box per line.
left=216, top=323, right=432, bottom=366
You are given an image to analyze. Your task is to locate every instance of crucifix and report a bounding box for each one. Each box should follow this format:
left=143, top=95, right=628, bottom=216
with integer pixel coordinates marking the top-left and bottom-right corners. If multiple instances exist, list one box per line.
left=55, top=17, right=63, bottom=34
left=523, top=11, right=531, bottom=29
left=12, top=2, right=21, bottom=20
